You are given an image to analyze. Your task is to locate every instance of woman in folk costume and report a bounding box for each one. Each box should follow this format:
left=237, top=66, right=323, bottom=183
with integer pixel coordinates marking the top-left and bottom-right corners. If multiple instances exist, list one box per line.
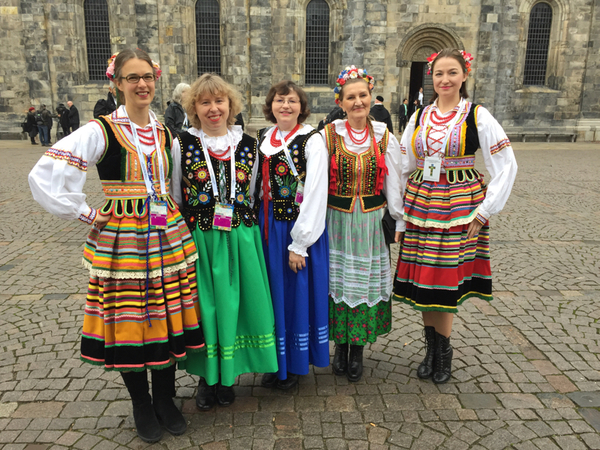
left=28, top=49, right=204, bottom=443
left=173, top=74, right=277, bottom=410
left=322, top=66, right=404, bottom=382
left=393, top=48, right=518, bottom=384
left=253, top=81, right=329, bottom=390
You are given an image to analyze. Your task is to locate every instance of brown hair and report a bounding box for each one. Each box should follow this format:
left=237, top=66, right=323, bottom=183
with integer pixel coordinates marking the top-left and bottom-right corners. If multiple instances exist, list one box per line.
left=113, top=49, right=156, bottom=105
left=183, top=73, right=243, bottom=129
left=429, top=48, right=470, bottom=103
left=263, top=81, right=310, bottom=124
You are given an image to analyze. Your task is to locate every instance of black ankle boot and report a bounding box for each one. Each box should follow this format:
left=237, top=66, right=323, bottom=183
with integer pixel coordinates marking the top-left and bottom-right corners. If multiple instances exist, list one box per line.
left=261, top=372, right=279, bottom=388
left=432, top=332, right=453, bottom=384
left=196, top=378, right=217, bottom=411
left=277, top=373, right=299, bottom=390
left=216, top=382, right=235, bottom=406
left=417, top=326, right=437, bottom=379
left=121, top=371, right=162, bottom=443
left=332, top=343, right=348, bottom=375
left=347, top=345, right=364, bottom=382
left=151, top=365, right=187, bottom=435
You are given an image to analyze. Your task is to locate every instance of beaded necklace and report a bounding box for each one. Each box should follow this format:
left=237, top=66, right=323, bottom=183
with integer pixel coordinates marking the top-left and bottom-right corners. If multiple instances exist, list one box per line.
left=270, top=123, right=301, bottom=147
left=345, top=121, right=369, bottom=145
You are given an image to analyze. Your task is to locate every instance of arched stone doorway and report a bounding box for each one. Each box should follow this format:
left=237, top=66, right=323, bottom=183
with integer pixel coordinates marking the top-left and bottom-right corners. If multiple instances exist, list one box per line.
left=396, top=24, right=464, bottom=113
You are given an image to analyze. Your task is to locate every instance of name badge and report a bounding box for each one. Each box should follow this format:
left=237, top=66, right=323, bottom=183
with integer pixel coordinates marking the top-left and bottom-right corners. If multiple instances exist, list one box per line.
left=149, top=200, right=168, bottom=229
left=423, top=156, right=442, bottom=182
left=295, top=180, right=305, bottom=206
left=213, top=202, right=234, bottom=231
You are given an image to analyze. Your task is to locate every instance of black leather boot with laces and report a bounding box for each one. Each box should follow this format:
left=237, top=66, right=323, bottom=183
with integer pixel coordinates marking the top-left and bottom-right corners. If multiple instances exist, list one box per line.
left=332, top=343, right=349, bottom=375
left=417, top=326, right=436, bottom=379
left=432, top=332, right=453, bottom=384
left=347, top=345, right=364, bottom=382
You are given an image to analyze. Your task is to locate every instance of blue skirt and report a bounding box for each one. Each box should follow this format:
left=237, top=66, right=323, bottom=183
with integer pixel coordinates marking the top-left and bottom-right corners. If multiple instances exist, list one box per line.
left=258, top=202, right=330, bottom=378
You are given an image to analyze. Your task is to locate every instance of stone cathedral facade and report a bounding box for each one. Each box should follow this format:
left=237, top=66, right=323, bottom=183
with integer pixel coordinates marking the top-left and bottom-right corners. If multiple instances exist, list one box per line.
left=1, top=0, right=599, bottom=141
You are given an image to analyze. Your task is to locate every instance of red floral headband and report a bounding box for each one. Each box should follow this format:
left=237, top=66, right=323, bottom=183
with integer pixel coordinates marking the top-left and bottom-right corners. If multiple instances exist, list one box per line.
left=333, top=65, right=375, bottom=105
left=105, top=52, right=162, bottom=81
left=427, top=50, right=473, bottom=75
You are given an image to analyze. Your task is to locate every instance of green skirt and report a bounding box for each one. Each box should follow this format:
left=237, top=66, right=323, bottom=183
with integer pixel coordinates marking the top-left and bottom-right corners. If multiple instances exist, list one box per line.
left=329, top=298, right=392, bottom=345
left=178, top=224, right=278, bottom=386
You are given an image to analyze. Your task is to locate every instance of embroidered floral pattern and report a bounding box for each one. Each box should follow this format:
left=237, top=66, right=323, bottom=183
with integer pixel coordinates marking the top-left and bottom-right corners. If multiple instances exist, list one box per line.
left=45, top=148, right=88, bottom=172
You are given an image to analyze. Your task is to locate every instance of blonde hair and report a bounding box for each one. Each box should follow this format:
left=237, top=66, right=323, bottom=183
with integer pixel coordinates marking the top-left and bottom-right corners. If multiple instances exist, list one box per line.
left=183, top=73, right=243, bottom=129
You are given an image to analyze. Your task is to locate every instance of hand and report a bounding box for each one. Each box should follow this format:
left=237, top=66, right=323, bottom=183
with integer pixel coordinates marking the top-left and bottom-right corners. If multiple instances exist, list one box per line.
left=394, top=231, right=404, bottom=243
left=467, top=219, right=483, bottom=239
left=93, top=214, right=110, bottom=230
left=288, top=251, right=306, bottom=274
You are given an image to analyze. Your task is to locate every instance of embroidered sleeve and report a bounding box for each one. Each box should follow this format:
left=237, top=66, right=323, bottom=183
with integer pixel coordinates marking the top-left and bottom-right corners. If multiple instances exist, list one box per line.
left=475, top=106, right=518, bottom=220
left=28, top=121, right=107, bottom=222
left=382, top=133, right=406, bottom=232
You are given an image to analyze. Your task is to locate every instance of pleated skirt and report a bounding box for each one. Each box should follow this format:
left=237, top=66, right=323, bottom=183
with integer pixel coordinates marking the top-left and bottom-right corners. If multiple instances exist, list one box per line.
left=258, top=202, right=330, bottom=379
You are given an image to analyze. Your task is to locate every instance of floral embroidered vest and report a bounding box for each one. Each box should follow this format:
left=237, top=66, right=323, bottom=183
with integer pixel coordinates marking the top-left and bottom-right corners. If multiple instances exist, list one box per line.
left=255, top=128, right=317, bottom=221
left=323, top=123, right=388, bottom=213
left=178, top=131, right=256, bottom=231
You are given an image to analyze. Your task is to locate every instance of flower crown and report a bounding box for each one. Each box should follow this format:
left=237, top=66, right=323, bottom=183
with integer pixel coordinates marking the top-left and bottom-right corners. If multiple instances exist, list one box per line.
left=105, top=52, right=163, bottom=81
left=333, top=65, right=375, bottom=104
left=427, top=50, right=473, bottom=75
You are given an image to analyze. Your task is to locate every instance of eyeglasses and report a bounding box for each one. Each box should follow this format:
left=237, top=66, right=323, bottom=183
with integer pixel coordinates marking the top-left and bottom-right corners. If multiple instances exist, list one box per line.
left=120, top=74, right=156, bottom=84
left=274, top=99, right=299, bottom=105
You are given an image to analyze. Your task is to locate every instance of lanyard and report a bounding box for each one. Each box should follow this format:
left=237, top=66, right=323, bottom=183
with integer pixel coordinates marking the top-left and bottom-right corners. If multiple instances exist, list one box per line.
left=198, top=131, right=236, bottom=203
left=421, top=98, right=465, bottom=159
left=125, top=109, right=166, bottom=197
left=275, top=127, right=300, bottom=179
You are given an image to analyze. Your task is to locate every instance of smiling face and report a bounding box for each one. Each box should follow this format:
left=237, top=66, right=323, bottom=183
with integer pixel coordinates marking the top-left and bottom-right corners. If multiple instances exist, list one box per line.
left=272, top=90, right=301, bottom=131
left=340, top=80, right=372, bottom=126
left=195, top=92, right=230, bottom=136
left=432, top=56, right=468, bottom=103
left=115, top=58, right=155, bottom=111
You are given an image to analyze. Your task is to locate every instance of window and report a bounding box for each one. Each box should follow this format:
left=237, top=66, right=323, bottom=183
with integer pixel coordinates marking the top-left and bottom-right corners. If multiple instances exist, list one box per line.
left=523, top=2, right=552, bottom=85
left=305, top=0, right=330, bottom=85
left=84, top=0, right=111, bottom=81
left=196, top=0, right=221, bottom=76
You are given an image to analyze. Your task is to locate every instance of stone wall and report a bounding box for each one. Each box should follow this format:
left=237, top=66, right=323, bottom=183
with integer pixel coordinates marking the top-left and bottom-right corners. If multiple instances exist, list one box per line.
left=1, top=0, right=598, bottom=141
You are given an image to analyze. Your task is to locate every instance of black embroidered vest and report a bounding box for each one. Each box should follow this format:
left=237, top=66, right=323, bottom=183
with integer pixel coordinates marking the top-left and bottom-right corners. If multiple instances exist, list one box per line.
left=178, top=131, right=256, bottom=231
left=255, top=128, right=317, bottom=221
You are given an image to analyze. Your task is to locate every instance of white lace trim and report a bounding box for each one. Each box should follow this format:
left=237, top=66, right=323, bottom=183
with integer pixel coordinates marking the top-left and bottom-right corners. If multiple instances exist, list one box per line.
left=82, top=253, right=198, bottom=280
left=404, top=206, right=480, bottom=230
left=330, top=293, right=391, bottom=308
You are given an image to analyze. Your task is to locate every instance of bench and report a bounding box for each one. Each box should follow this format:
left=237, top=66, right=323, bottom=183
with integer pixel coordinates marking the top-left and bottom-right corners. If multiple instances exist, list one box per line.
left=507, top=128, right=577, bottom=143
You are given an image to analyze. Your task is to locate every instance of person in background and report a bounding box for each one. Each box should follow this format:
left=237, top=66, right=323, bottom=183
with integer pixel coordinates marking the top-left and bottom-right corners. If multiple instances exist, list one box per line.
left=370, top=95, right=394, bottom=133
left=56, top=103, right=70, bottom=138
left=164, top=83, right=190, bottom=136
left=254, top=80, right=330, bottom=390
left=25, top=107, right=38, bottom=145
left=93, top=82, right=118, bottom=118
left=36, top=106, right=49, bottom=146
left=398, top=98, right=409, bottom=133
left=393, top=48, right=518, bottom=384
left=67, top=100, right=80, bottom=133
left=417, top=87, right=424, bottom=106
left=41, top=105, right=53, bottom=146
left=28, top=49, right=204, bottom=443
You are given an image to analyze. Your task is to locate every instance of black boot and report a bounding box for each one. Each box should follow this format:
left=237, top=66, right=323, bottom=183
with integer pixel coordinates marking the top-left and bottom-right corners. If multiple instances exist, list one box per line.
left=196, top=377, right=217, bottom=411
left=347, top=345, right=364, bottom=383
left=261, top=372, right=279, bottom=388
left=432, top=332, right=453, bottom=384
left=216, top=382, right=235, bottom=406
left=417, top=326, right=436, bottom=379
left=277, top=373, right=299, bottom=390
left=332, top=343, right=348, bottom=375
left=151, top=365, right=187, bottom=435
left=121, top=371, right=162, bottom=443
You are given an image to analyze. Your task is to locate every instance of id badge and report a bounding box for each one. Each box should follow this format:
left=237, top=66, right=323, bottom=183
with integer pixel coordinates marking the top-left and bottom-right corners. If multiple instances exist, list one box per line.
left=423, top=156, right=442, bottom=182
left=295, top=180, right=305, bottom=206
left=149, top=200, right=168, bottom=229
left=213, top=202, right=234, bottom=231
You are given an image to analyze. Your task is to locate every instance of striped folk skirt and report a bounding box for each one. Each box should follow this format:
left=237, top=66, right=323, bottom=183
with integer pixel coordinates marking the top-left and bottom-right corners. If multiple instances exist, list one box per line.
left=81, top=198, right=204, bottom=371
left=393, top=171, right=492, bottom=313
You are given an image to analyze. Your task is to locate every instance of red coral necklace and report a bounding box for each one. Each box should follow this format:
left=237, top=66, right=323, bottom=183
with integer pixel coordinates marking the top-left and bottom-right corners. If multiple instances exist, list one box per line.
left=345, top=121, right=369, bottom=145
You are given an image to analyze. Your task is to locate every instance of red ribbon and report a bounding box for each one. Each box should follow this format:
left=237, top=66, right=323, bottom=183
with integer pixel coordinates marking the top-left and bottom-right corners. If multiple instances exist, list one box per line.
left=261, top=156, right=271, bottom=244
left=329, top=153, right=338, bottom=194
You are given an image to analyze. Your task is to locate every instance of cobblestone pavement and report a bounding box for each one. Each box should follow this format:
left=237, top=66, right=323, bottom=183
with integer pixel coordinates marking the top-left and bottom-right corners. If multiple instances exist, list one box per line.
left=1, top=139, right=600, bottom=450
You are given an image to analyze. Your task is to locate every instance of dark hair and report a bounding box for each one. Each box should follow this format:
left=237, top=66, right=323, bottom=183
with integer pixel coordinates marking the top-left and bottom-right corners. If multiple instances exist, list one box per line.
left=429, top=48, right=470, bottom=103
left=263, top=81, right=310, bottom=124
left=403, top=98, right=407, bottom=102
left=113, top=49, right=156, bottom=105
left=376, top=96, right=384, bottom=102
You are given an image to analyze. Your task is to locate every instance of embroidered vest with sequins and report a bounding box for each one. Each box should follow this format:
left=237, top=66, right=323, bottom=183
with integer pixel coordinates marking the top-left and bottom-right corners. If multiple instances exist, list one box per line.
left=411, top=102, right=483, bottom=184
left=178, top=131, right=256, bottom=232
left=324, top=123, right=388, bottom=213
left=92, top=115, right=176, bottom=218
left=255, top=128, right=317, bottom=221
